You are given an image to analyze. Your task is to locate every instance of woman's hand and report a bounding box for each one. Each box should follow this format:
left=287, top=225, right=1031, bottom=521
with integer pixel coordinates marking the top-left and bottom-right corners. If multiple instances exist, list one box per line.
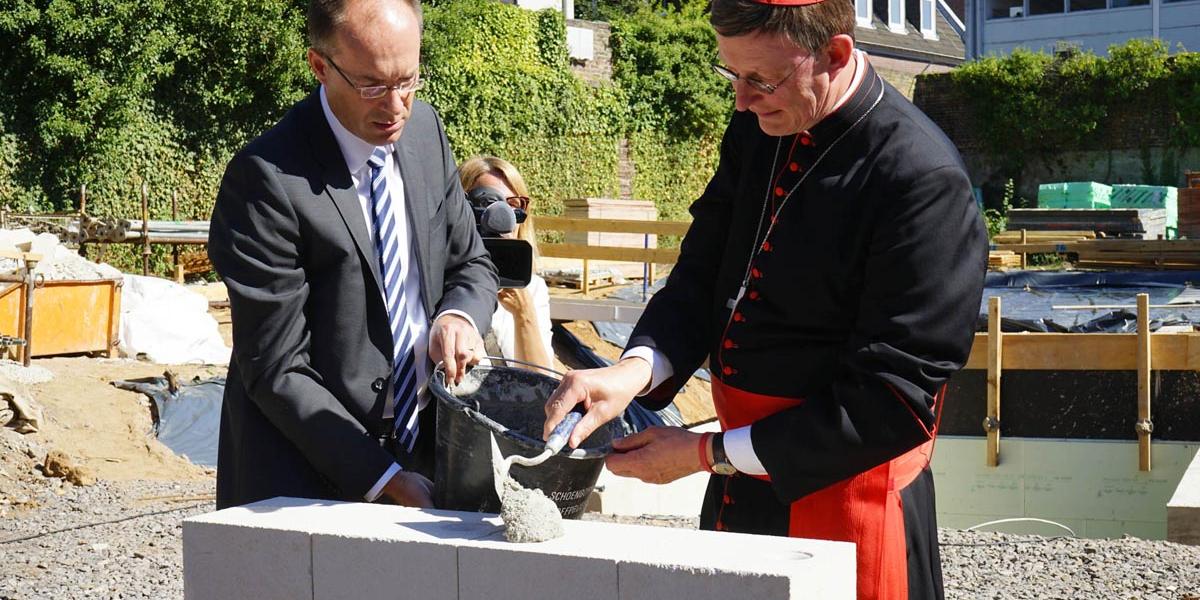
left=497, top=287, right=534, bottom=317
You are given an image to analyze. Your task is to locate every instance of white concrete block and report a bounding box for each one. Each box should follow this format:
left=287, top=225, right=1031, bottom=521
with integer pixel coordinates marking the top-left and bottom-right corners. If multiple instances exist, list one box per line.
left=183, top=497, right=328, bottom=600
left=459, top=548, right=617, bottom=600
left=184, top=497, right=855, bottom=600
left=1168, top=446, right=1200, bottom=545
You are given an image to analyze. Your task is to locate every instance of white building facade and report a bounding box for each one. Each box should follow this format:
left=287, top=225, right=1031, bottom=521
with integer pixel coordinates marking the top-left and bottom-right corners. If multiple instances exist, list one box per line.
left=965, top=0, right=1200, bottom=58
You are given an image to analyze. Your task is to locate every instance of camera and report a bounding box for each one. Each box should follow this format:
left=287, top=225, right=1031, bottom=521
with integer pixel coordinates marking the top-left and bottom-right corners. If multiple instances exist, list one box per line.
left=466, top=186, right=533, bottom=289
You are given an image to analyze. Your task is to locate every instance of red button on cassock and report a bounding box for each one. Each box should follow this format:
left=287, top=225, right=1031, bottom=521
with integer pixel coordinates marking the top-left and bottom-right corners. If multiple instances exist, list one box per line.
left=774, top=186, right=784, bottom=197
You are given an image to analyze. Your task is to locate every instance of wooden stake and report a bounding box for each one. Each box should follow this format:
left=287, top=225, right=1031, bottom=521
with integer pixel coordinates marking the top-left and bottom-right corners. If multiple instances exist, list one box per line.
left=1136, top=293, right=1153, bottom=471
left=172, top=190, right=183, bottom=284
left=582, top=258, right=591, bottom=296
left=986, top=296, right=1002, bottom=467
left=1019, top=229, right=1027, bottom=269
left=141, top=183, right=150, bottom=277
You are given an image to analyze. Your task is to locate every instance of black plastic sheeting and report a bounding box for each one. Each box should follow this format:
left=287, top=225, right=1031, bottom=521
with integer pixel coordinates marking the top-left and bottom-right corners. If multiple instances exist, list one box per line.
left=551, top=322, right=685, bottom=435
left=112, top=376, right=225, bottom=468
left=978, top=270, right=1200, bottom=332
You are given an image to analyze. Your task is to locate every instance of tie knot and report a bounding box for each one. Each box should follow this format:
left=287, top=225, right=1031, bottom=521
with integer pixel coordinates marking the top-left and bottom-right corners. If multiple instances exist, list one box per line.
left=368, top=147, right=388, bottom=170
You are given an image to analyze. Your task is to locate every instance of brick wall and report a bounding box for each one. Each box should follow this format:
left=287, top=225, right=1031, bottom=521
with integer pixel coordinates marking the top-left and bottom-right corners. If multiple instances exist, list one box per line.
left=566, top=19, right=612, bottom=85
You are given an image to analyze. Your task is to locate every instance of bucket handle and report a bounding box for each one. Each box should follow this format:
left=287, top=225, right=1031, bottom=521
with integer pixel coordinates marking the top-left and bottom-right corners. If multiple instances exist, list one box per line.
left=432, top=357, right=566, bottom=414
left=433, top=356, right=566, bottom=382
left=479, top=355, right=566, bottom=380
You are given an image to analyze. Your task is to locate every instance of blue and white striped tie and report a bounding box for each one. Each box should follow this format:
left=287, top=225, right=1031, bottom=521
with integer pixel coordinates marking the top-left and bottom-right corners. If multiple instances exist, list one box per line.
left=367, top=147, right=420, bottom=453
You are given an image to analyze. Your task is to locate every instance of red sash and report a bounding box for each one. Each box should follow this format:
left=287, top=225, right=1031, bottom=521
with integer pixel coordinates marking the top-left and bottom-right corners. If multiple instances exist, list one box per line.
left=711, top=380, right=941, bottom=600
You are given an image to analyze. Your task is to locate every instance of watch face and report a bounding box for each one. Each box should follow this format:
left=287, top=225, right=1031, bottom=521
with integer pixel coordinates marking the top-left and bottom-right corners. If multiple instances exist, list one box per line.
left=712, top=462, right=737, bottom=476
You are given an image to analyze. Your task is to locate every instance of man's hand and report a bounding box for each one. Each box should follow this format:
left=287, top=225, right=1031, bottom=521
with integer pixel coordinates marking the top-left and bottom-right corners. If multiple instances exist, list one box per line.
left=606, top=426, right=705, bottom=484
left=428, top=313, right=484, bottom=385
left=378, top=471, right=434, bottom=508
left=543, top=358, right=652, bottom=449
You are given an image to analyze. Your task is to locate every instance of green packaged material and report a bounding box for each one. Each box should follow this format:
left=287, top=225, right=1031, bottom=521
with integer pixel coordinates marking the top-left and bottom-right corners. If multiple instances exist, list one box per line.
left=1037, top=182, right=1112, bottom=209
left=1110, top=185, right=1178, bottom=234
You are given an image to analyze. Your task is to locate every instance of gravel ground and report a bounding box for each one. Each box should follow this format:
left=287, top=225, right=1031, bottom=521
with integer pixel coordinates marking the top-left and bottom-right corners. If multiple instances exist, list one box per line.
left=1, top=478, right=1197, bottom=599
left=0, top=480, right=214, bottom=600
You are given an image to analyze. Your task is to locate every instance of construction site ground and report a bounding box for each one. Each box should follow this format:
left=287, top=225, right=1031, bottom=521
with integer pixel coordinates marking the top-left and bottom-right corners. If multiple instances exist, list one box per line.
left=0, top=279, right=1197, bottom=599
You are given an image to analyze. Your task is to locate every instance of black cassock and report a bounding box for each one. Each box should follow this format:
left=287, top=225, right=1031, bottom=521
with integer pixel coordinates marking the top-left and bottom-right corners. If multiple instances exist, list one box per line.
left=629, top=63, right=987, bottom=599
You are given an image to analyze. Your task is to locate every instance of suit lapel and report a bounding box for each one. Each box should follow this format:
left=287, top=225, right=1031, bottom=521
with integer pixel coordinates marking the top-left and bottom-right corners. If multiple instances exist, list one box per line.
left=395, top=132, right=434, bottom=315
left=300, top=92, right=386, bottom=299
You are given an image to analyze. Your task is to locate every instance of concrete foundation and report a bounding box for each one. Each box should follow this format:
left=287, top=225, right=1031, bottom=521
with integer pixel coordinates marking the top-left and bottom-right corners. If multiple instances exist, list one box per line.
left=1167, top=446, right=1200, bottom=545
left=183, top=497, right=854, bottom=600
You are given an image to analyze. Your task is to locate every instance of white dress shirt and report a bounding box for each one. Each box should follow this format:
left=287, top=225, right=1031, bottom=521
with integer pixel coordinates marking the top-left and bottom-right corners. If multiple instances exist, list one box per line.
left=318, top=87, right=475, bottom=501
left=622, top=51, right=870, bottom=477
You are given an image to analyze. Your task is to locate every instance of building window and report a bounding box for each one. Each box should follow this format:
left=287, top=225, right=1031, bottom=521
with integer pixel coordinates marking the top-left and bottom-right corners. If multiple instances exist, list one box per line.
left=920, top=0, right=936, bottom=37
left=988, top=0, right=1024, bottom=18
left=888, top=0, right=906, bottom=31
left=1069, top=0, right=1105, bottom=9
left=1028, top=0, right=1065, bottom=14
left=856, top=0, right=873, bottom=25
left=1111, top=0, right=1150, bottom=6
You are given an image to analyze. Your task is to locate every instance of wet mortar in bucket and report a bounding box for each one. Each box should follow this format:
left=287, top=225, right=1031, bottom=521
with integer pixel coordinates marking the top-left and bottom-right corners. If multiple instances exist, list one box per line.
left=431, top=363, right=616, bottom=543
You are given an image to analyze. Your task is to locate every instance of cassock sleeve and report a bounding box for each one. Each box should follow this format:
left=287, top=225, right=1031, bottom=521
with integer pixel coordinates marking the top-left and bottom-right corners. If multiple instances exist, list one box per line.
left=752, top=164, right=988, bottom=504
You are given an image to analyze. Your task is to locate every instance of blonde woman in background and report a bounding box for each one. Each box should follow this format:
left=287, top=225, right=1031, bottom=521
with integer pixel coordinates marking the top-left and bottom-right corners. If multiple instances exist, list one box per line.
left=459, top=156, right=554, bottom=369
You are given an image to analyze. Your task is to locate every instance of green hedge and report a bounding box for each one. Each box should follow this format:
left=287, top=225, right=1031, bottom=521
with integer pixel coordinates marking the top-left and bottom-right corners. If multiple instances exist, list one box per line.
left=944, top=40, right=1200, bottom=185
left=0, top=0, right=732, bottom=273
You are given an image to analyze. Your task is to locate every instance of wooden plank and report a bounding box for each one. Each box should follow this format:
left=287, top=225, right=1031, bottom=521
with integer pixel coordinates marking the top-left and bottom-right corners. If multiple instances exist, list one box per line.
left=987, top=297, right=1002, bottom=467
left=548, top=297, right=646, bottom=323
left=1073, top=239, right=1200, bottom=252
left=992, top=230, right=1095, bottom=243
left=964, top=332, right=1200, bottom=370
left=539, top=243, right=681, bottom=264
left=0, top=250, right=45, bottom=262
left=1137, top=293, right=1152, bottom=471
left=535, top=216, right=691, bottom=236
left=989, top=242, right=1077, bottom=253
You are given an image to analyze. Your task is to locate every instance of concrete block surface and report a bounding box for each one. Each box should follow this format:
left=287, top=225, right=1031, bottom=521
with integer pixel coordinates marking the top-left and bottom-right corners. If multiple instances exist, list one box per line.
left=182, top=520, right=312, bottom=600
left=184, top=497, right=855, bottom=600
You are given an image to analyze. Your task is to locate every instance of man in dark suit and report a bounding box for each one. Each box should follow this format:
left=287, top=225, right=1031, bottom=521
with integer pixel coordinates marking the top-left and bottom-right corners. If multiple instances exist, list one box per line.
left=208, top=0, right=498, bottom=509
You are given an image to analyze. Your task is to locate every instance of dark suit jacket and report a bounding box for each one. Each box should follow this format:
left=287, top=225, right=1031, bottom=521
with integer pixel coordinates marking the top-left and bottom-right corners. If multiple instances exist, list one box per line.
left=208, top=90, right=498, bottom=509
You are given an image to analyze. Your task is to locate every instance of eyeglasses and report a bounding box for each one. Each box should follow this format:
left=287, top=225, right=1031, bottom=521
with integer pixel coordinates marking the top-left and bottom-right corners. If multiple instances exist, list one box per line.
left=711, top=56, right=809, bottom=95
left=505, top=196, right=530, bottom=211
left=323, top=54, right=425, bottom=99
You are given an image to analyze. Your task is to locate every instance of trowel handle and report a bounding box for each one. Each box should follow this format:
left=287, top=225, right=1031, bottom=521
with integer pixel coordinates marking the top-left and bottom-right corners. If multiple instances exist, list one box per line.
left=545, top=409, right=584, bottom=455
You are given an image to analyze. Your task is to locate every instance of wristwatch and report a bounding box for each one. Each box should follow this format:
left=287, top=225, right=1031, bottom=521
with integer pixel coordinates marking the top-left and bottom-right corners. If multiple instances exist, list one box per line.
left=710, top=432, right=738, bottom=476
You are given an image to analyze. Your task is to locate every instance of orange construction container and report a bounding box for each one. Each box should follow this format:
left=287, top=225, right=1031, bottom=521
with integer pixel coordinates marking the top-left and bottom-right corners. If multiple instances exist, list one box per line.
left=0, top=278, right=122, bottom=359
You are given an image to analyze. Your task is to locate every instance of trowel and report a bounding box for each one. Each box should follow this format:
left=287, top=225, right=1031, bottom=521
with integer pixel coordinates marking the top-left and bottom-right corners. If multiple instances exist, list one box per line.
left=490, top=408, right=584, bottom=500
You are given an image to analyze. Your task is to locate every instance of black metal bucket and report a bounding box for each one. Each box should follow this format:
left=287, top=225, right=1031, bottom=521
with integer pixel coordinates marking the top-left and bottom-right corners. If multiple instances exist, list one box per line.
left=430, top=358, right=617, bottom=518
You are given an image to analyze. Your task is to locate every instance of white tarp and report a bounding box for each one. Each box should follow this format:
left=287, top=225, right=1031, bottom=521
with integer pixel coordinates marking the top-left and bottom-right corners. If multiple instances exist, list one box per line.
left=118, top=275, right=230, bottom=365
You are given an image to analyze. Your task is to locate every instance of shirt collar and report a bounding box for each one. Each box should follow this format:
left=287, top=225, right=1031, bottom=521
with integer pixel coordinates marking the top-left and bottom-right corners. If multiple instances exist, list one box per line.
left=320, top=85, right=392, bottom=175
left=830, top=49, right=867, bottom=113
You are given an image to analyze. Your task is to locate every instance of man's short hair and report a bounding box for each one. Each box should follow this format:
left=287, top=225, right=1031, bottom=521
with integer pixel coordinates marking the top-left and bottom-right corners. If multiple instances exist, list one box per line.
left=308, top=0, right=424, bottom=55
left=709, top=0, right=855, bottom=54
